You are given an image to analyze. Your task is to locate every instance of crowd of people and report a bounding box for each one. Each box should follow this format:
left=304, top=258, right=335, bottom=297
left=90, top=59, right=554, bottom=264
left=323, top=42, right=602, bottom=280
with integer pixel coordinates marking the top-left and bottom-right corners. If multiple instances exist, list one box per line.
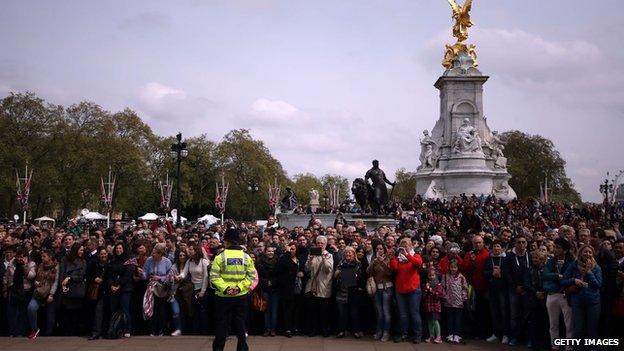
left=1, top=195, right=623, bottom=351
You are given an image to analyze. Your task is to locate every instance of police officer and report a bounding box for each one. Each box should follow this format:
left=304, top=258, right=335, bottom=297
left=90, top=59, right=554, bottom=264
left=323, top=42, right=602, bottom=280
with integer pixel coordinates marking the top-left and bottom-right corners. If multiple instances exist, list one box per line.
left=210, top=228, right=258, bottom=351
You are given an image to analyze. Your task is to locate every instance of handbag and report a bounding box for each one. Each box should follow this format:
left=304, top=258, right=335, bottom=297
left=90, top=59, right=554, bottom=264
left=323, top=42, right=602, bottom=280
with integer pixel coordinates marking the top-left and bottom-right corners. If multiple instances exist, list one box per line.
left=294, top=276, right=303, bottom=295
left=366, top=276, right=377, bottom=297
left=86, top=282, right=100, bottom=301
left=564, top=284, right=581, bottom=295
left=304, top=259, right=324, bottom=298
left=153, top=281, right=170, bottom=298
left=251, top=289, right=267, bottom=312
left=33, top=281, right=53, bottom=301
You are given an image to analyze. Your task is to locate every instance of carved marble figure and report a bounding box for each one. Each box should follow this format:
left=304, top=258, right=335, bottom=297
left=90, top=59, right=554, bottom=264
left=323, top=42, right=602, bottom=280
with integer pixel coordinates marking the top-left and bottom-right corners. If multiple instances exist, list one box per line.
left=453, top=118, right=482, bottom=154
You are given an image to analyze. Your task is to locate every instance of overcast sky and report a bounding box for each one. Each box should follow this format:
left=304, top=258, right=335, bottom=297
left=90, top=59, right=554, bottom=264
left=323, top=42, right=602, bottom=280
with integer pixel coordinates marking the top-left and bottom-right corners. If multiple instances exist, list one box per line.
left=1, top=0, right=622, bottom=202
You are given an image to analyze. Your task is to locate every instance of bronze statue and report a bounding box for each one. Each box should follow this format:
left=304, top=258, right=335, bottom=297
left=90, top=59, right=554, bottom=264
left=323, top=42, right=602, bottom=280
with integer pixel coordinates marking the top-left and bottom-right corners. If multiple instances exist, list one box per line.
left=364, top=160, right=395, bottom=215
left=280, top=187, right=298, bottom=211
left=351, top=178, right=372, bottom=213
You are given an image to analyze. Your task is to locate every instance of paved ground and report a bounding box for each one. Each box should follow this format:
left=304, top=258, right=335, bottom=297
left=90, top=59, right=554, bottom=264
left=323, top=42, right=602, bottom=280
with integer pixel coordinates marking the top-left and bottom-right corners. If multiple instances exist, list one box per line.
left=0, top=336, right=524, bottom=351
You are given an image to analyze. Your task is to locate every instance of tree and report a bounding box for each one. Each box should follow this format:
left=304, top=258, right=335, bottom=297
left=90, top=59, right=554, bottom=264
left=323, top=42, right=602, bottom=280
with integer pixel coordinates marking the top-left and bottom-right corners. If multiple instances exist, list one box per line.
left=291, top=173, right=323, bottom=206
left=215, top=129, right=289, bottom=219
left=393, top=168, right=417, bottom=203
left=320, top=174, right=350, bottom=206
left=503, top=130, right=581, bottom=203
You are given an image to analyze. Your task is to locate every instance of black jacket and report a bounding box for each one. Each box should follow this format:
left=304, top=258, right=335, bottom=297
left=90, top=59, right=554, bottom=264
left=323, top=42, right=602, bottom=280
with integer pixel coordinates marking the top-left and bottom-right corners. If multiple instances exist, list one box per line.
left=105, top=255, right=134, bottom=293
left=503, top=249, right=532, bottom=289
left=86, top=258, right=109, bottom=298
left=257, top=256, right=278, bottom=293
left=276, top=254, right=300, bottom=298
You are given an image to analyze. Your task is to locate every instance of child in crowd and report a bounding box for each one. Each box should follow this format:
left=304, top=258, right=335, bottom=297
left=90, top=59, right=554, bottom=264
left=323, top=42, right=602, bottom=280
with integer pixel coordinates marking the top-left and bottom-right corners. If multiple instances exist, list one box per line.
left=442, top=259, right=468, bottom=344
left=423, top=268, right=444, bottom=343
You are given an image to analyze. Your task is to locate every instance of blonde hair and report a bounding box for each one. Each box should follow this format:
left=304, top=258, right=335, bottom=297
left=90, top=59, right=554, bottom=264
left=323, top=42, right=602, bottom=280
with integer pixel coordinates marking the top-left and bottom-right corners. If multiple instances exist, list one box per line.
left=343, top=246, right=358, bottom=261
left=153, top=243, right=167, bottom=256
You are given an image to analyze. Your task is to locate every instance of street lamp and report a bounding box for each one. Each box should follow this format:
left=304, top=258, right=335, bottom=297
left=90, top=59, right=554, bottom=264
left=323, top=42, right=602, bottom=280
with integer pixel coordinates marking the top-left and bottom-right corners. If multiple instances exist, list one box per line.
left=171, top=133, right=188, bottom=227
left=599, top=173, right=614, bottom=221
left=599, top=174, right=614, bottom=204
left=248, top=182, right=259, bottom=219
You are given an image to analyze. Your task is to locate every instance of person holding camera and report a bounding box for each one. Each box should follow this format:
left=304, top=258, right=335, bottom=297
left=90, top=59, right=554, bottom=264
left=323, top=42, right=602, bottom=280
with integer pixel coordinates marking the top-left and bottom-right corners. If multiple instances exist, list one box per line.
left=304, top=235, right=333, bottom=337
left=3, top=247, right=36, bottom=337
left=366, top=242, right=393, bottom=342
left=389, top=236, right=423, bottom=344
left=562, top=244, right=603, bottom=342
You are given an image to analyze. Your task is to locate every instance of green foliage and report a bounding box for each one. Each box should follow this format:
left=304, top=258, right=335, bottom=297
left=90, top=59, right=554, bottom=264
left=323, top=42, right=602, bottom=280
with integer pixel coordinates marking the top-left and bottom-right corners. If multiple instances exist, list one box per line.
left=393, top=168, right=417, bottom=203
left=0, top=92, right=298, bottom=221
left=291, top=173, right=323, bottom=206
left=215, top=129, right=290, bottom=220
left=2, top=92, right=584, bottom=222
left=503, top=130, right=581, bottom=203
left=320, top=174, right=350, bottom=203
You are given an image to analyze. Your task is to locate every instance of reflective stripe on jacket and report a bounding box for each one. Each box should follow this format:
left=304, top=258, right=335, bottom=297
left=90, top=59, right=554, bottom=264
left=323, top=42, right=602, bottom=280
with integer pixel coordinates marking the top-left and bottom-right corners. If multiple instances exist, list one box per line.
left=209, top=247, right=258, bottom=297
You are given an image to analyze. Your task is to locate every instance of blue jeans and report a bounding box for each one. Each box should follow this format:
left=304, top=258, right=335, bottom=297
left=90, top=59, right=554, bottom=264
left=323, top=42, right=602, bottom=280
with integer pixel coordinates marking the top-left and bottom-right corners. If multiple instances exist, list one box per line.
left=374, top=287, right=393, bottom=333
left=27, top=298, right=45, bottom=333
left=110, top=291, right=132, bottom=333
left=572, top=301, right=600, bottom=340
left=170, top=297, right=182, bottom=331
left=446, top=307, right=463, bottom=336
left=263, top=291, right=279, bottom=332
left=396, top=289, right=422, bottom=340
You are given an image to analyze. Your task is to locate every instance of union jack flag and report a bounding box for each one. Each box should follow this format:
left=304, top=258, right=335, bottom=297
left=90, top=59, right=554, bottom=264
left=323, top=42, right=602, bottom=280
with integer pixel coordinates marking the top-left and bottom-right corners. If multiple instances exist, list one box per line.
left=215, top=177, right=228, bottom=214
left=268, top=179, right=280, bottom=211
left=16, top=169, right=33, bottom=211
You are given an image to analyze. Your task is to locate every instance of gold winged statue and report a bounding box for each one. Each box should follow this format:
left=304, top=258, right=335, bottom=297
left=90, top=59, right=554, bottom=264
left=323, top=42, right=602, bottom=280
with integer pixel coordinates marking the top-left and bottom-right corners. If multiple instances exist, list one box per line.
left=442, top=0, right=477, bottom=69
left=447, top=0, right=473, bottom=43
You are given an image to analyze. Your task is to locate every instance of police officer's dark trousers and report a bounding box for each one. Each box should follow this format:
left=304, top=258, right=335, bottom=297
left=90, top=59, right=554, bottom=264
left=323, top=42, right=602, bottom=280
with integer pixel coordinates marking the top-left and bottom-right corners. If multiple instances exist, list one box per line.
left=213, top=295, right=248, bottom=351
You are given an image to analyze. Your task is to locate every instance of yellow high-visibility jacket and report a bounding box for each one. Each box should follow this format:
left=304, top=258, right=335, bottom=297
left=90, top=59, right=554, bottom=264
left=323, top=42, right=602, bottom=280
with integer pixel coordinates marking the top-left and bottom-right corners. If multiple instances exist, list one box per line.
left=209, top=247, right=258, bottom=297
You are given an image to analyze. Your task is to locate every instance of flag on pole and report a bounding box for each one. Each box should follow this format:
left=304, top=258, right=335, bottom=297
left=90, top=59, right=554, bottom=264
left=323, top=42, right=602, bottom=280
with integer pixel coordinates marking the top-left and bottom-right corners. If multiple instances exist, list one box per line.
left=16, top=166, right=33, bottom=211
left=268, top=178, right=281, bottom=211
left=215, top=174, right=229, bottom=215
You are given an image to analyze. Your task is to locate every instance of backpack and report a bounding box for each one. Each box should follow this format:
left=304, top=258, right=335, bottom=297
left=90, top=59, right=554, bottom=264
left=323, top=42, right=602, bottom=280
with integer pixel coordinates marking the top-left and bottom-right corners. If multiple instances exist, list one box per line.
left=107, top=312, right=127, bottom=339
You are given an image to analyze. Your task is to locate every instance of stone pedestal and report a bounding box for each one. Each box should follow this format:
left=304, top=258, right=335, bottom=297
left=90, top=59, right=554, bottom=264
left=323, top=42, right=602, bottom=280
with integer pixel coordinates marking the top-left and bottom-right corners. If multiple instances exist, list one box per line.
left=277, top=213, right=398, bottom=230
left=415, top=52, right=516, bottom=200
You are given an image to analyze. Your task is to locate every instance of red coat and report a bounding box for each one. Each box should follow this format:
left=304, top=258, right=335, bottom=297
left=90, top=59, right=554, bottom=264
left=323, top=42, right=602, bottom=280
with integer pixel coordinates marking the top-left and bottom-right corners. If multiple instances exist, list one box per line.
left=389, top=253, right=423, bottom=294
left=439, top=255, right=464, bottom=275
left=461, top=248, right=490, bottom=293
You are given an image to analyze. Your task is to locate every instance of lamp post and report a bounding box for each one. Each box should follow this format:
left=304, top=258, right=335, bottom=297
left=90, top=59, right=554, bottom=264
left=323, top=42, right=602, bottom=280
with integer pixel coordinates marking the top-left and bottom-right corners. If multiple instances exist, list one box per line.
left=170, top=133, right=188, bottom=227
left=599, top=173, right=614, bottom=221
left=600, top=175, right=614, bottom=204
left=248, top=181, right=259, bottom=220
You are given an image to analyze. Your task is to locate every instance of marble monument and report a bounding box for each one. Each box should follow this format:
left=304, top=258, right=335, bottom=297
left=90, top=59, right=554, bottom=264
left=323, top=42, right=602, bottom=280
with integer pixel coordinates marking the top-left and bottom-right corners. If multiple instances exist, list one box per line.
left=415, top=0, right=516, bottom=200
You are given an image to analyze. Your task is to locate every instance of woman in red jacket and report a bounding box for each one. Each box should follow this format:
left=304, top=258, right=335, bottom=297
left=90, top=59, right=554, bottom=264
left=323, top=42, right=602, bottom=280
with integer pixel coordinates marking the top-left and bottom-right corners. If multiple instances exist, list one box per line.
left=389, top=237, right=423, bottom=343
